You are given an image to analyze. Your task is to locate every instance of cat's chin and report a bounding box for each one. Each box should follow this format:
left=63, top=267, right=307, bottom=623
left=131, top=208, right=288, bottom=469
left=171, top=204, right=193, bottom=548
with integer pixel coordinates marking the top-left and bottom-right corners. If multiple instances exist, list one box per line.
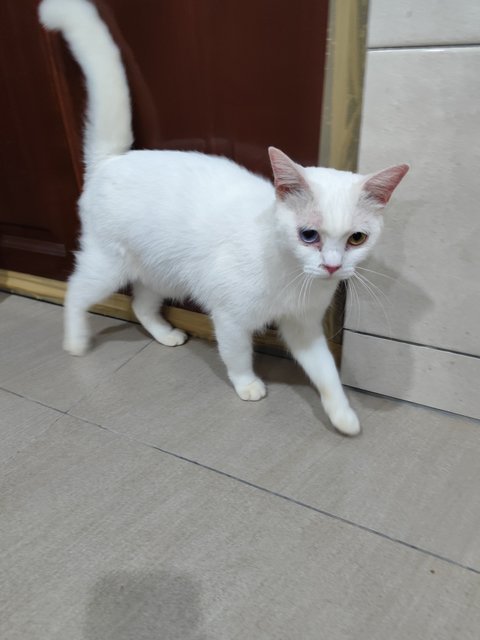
left=338, top=268, right=355, bottom=280
left=303, top=266, right=354, bottom=280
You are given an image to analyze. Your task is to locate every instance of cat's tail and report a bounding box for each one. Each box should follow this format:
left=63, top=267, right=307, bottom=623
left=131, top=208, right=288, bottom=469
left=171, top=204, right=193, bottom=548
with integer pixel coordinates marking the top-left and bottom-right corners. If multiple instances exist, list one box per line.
left=39, top=0, right=133, bottom=172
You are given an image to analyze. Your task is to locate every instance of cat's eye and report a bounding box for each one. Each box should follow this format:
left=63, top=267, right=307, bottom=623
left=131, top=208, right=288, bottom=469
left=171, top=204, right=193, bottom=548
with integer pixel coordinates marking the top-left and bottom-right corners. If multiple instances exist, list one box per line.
left=299, top=228, right=320, bottom=244
left=347, top=232, right=368, bottom=246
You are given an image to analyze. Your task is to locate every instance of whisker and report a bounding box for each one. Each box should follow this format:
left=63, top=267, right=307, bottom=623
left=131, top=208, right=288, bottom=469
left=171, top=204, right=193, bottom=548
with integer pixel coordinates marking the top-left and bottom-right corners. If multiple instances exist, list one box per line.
left=305, top=274, right=314, bottom=318
left=356, top=271, right=392, bottom=308
left=276, top=268, right=305, bottom=301
left=347, top=277, right=361, bottom=330
left=356, top=266, right=397, bottom=281
left=301, top=273, right=314, bottom=318
left=326, top=305, right=345, bottom=341
left=353, top=272, right=392, bottom=338
left=356, top=266, right=412, bottom=292
left=355, top=272, right=391, bottom=336
left=298, top=273, right=309, bottom=318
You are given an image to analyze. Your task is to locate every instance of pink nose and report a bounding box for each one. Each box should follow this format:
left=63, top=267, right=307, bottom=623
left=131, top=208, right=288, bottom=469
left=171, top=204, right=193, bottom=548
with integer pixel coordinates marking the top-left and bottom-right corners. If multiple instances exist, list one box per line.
left=324, top=264, right=341, bottom=275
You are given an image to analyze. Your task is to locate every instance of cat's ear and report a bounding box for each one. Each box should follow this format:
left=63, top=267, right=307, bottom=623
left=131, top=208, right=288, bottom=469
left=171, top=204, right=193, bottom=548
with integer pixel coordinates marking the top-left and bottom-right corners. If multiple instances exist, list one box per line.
left=362, top=164, right=409, bottom=206
left=268, top=147, right=310, bottom=201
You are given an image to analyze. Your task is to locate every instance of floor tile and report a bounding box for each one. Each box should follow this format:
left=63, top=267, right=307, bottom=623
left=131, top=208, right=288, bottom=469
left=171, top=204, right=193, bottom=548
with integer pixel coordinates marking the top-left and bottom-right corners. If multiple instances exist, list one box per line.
left=71, top=338, right=480, bottom=570
left=0, top=388, right=61, bottom=464
left=1, top=415, right=479, bottom=640
left=0, top=294, right=151, bottom=412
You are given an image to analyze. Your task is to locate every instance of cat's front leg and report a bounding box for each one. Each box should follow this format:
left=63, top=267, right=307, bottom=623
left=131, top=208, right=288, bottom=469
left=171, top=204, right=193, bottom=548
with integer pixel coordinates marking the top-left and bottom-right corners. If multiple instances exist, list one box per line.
left=212, top=311, right=266, bottom=401
left=280, top=317, right=360, bottom=436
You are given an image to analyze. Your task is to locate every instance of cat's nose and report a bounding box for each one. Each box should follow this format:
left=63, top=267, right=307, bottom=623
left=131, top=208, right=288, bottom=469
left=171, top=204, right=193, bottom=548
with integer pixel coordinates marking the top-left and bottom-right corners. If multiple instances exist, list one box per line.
left=324, top=264, right=341, bottom=275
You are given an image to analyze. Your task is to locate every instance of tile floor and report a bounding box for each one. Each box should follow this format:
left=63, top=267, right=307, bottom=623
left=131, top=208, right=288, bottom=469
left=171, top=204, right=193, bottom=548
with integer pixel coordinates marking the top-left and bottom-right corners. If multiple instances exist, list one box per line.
left=1, top=292, right=479, bottom=639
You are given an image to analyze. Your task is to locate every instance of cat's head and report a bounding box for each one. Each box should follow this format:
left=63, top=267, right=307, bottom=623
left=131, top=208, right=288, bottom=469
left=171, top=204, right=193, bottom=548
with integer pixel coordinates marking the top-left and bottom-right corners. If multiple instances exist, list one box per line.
left=269, top=147, right=409, bottom=280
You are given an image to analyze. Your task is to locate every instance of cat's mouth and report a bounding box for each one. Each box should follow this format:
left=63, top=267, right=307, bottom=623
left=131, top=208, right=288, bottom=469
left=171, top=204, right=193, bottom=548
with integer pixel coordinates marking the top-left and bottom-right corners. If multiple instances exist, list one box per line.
left=303, top=266, right=353, bottom=279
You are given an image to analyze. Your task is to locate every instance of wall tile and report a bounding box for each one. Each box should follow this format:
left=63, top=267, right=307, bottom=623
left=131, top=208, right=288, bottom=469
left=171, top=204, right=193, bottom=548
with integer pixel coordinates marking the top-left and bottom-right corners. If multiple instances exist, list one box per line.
left=348, top=47, right=480, bottom=358
left=368, top=0, right=480, bottom=48
left=342, top=330, right=480, bottom=419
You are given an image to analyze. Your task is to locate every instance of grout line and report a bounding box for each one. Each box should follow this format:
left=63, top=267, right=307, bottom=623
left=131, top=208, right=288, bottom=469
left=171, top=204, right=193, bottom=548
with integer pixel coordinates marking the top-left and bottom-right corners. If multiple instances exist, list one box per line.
left=111, top=339, right=152, bottom=374
left=0, top=387, right=68, bottom=470
left=76, top=414, right=480, bottom=577
left=0, top=385, right=68, bottom=416
left=344, top=386, right=480, bottom=425
left=65, top=341, right=152, bottom=415
left=369, top=43, right=480, bottom=52
left=345, top=329, right=480, bottom=361
left=0, top=339, right=152, bottom=418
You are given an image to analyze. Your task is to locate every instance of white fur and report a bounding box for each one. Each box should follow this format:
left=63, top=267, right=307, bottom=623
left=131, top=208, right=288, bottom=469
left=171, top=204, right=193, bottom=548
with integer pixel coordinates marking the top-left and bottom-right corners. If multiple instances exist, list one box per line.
left=39, top=0, right=132, bottom=171
left=39, top=0, right=408, bottom=436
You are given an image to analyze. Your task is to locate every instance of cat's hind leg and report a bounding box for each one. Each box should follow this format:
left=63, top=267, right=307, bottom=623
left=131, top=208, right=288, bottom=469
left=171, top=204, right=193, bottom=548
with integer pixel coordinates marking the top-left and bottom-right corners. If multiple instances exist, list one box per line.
left=63, top=248, right=127, bottom=356
left=132, top=282, right=187, bottom=347
left=212, top=310, right=266, bottom=401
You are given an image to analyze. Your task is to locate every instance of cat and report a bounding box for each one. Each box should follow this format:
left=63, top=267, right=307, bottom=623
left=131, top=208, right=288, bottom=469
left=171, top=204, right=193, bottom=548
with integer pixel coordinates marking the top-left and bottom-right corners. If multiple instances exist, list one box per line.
left=39, top=0, right=408, bottom=436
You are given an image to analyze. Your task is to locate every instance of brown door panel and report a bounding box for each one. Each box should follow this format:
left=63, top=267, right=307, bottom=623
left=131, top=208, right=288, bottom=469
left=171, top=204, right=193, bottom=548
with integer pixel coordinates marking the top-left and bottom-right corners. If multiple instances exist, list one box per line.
left=0, top=0, right=80, bottom=279
left=106, top=0, right=328, bottom=176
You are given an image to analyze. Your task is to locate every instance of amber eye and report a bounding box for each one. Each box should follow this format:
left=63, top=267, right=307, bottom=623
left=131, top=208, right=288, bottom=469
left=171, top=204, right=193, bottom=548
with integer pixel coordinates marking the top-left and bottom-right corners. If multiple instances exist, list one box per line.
left=347, top=232, right=368, bottom=246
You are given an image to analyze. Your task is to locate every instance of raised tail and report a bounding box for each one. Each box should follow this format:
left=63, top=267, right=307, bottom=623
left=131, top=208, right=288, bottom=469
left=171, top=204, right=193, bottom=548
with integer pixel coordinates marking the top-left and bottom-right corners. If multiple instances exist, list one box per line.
left=39, top=0, right=133, bottom=171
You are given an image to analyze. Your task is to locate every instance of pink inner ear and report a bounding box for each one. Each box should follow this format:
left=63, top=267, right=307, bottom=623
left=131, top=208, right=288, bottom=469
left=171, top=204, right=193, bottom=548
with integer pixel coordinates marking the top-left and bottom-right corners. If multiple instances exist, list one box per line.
left=268, top=146, right=308, bottom=200
left=363, top=164, right=409, bottom=205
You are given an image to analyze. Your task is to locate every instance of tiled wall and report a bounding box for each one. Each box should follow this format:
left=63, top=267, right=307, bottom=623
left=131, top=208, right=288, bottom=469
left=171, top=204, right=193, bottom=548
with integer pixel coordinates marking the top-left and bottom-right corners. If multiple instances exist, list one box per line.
left=341, top=0, right=480, bottom=419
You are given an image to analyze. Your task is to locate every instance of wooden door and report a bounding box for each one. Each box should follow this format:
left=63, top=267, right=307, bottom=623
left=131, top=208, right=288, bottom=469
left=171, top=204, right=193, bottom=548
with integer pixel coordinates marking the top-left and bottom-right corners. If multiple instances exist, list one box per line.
left=0, top=0, right=80, bottom=279
left=0, top=0, right=329, bottom=280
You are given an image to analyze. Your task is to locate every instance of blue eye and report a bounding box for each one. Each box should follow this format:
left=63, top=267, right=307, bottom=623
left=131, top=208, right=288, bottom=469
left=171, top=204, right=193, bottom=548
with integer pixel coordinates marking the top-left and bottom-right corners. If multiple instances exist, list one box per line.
left=299, top=228, right=320, bottom=244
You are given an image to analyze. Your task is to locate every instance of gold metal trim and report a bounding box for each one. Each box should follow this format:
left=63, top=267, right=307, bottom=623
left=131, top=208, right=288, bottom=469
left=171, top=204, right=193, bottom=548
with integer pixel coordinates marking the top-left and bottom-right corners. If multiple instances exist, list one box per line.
left=320, top=0, right=369, bottom=172
left=320, top=0, right=369, bottom=347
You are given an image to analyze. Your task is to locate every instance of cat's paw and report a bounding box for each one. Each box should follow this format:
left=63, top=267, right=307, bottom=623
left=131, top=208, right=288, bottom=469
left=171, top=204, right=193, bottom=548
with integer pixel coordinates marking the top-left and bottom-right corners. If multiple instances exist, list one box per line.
left=327, top=404, right=361, bottom=436
left=321, top=392, right=361, bottom=436
left=156, top=328, right=188, bottom=347
left=63, top=337, right=90, bottom=357
left=235, top=378, right=267, bottom=402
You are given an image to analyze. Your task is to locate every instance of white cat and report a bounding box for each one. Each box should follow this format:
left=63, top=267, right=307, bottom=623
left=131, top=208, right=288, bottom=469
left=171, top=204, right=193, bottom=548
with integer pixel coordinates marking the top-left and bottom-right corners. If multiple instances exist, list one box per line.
left=39, top=0, right=408, bottom=435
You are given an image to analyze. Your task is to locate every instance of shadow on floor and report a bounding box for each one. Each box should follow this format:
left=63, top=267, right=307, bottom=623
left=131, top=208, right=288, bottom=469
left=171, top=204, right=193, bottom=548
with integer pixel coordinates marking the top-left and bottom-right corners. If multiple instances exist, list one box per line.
left=85, top=570, right=208, bottom=640
left=95, top=319, right=150, bottom=344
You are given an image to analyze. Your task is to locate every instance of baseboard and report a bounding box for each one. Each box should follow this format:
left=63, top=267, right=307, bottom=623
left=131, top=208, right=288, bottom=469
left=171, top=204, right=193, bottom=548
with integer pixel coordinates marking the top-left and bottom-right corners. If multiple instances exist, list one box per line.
left=0, top=269, right=341, bottom=365
left=341, top=329, right=480, bottom=420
